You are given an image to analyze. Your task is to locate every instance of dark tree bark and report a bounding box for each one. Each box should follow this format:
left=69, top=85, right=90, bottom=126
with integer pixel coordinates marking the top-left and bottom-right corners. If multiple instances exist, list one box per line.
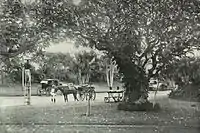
left=113, top=52, right=149, bottom=103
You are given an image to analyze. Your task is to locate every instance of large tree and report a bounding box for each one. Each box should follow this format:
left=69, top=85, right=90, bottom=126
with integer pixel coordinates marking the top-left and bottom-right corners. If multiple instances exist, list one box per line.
left=163, top=57, right=200, bottom=87
left=72, top=50, right=98, bottom=84
left=31, top=0, right=200, bottom=106
left=0, top=0, right=55, bottom=67
left=35, top=52, right=74, bottom=80
left=1, top=0, right=199, bottom=110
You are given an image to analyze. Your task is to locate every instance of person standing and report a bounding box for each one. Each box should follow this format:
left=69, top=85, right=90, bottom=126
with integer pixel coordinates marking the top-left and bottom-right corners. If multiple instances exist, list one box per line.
left=50, top=85, right=56, bottom=103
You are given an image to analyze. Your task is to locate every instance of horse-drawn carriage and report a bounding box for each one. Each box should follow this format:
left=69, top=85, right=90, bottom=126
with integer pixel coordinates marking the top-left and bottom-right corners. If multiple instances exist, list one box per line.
left=76, top=84, right=96, bottom=101
left=37, top=79, right=60, bottom=96
left=37, top=79, right=96, bottom=101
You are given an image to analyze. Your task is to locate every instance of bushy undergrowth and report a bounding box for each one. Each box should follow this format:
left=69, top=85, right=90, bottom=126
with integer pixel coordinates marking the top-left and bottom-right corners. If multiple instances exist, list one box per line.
left=169, top=84, right=200, bottom=102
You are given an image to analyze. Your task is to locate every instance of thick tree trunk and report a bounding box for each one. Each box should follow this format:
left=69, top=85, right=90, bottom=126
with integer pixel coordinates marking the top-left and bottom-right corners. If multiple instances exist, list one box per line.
left=112, top=54, right=160, bottom=111
left=113, top=54, right=148, bottom=103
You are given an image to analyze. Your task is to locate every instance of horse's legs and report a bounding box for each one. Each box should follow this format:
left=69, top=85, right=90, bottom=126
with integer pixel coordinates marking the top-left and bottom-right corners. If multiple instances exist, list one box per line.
left=64, top=95, right=66, bottom=102
left=86, top=93, right=88, bottom=101
left=66, top=95, right=68, bottom=102
left=75, top=93, right=78, bottom=101
left=72, top=92, right=77, bottom=101
left=53, top=95, right=56, bottom=103
left=73, top=93, right=76, bottom=101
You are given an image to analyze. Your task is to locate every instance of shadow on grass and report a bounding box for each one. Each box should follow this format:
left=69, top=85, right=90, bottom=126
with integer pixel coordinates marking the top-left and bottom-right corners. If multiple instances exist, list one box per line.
left=0, top=102, right=199, bottom=127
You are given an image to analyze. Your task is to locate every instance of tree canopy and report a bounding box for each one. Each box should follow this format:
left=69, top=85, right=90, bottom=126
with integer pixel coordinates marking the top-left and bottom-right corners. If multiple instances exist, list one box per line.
left=0, top=0, right=57, bottom=66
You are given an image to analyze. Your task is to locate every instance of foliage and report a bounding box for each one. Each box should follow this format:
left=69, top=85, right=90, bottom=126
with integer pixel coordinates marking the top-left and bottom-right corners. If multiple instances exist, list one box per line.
left=169, top=84, right=200, bottom=102
left=68, top=50, right=107, bottom=84
left=1, top=50, right=110, bottom=84
left=164, top=57, right=200, bottom=102
left=1, top=0, right=200, bottom=105
left=163, top=57, right=200, bottom=86
left=0, top=0, right=54, bottom=66
left=36, top=52, right=74, bottom=81
left=34, top=51, right=107, bottom=83
left=3, top=56, right=39, bottom=83
left=28, top=0, right=200, bottom=104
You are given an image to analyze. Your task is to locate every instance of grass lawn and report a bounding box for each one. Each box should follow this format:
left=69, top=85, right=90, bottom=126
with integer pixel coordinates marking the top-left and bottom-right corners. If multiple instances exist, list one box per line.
left=0, top=82, right=199, bottom=132
left=0, top=101, right=199, bottom=133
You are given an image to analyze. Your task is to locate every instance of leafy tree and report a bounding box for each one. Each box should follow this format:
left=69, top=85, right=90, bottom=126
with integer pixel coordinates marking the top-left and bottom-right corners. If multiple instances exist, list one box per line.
left=72, top=50, right=98, bottom=84
left=36, top=52, right=74, bottom=81
left=0, top=0, right=55, bottom=67
left=31, top=0, right=200, bottom=105
left=1, top=0, right=199, bottom=108
left=3, top=55, right=38, bottom=83
left=163, top=57, right=200, bottom=87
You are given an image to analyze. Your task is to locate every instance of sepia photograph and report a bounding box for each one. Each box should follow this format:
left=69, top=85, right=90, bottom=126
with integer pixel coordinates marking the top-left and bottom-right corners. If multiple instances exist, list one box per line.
left=0, top=0, right=199, bottom=132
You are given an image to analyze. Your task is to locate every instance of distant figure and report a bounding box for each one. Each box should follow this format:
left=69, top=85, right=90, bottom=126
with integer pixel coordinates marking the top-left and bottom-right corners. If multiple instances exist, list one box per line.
left=117, top=86, right=120, bottom=90
left=25, top=70, right=31, bottom=86
left=109, top=87, right=112, bottom=90
left=116, top=86, right=121, bottom=98
left=50, top=85, right=56, bottom=103
left=24, top=60, right=31, bottom=70
left=24, top=60, right=31, bottom=85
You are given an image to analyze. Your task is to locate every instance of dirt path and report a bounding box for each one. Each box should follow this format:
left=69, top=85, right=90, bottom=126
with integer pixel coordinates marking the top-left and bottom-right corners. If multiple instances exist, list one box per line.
left=0, top=91, right=199, bottom=113
left=0, top=91, right=198, bottom=107
left=0, top=93, right=107, bottom=108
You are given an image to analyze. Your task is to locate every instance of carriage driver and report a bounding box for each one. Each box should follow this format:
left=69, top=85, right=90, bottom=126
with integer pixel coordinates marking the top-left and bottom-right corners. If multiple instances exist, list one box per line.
left=50, top=85, right=56, bottom=103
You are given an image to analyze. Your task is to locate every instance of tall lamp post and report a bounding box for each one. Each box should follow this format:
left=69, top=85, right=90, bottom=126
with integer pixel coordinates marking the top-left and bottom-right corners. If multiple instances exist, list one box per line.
left=22, top=57, right=31, bottom=105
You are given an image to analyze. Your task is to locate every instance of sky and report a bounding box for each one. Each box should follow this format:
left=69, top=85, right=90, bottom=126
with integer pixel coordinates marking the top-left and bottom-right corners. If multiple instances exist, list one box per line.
left=45, top=40, right=90, bottom=54
left=45, top=40, right=104, bottom=57
left=46, top=40, right=200, bottom=57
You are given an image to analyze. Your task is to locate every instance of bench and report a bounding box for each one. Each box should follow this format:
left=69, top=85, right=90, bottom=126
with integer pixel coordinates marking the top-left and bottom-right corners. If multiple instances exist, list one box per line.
left=104, top=90, right=124, bottom=103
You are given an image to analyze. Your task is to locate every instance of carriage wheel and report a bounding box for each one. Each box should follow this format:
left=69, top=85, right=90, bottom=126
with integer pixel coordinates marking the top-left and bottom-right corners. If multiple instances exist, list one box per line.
left=37, top=87, right=42, bottom=96
left=85, top=90, right=96, bottom=101
left=118, top=96, right=123, bottom=102
left=78, top=91, right=85, bottom=101
left=104, top=97, right=109, bottom=103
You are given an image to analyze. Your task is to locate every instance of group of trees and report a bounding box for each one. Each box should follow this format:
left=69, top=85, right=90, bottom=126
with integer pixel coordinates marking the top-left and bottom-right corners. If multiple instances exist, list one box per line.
left=0, top=0, right=200, bottom=107
left=2, top=50, right=119, bottom=84
left=33, top=0, right=199, bottom=103
left=163, top=57, right=200, bottom=87
left=36, top=50, right=107, bottom=84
